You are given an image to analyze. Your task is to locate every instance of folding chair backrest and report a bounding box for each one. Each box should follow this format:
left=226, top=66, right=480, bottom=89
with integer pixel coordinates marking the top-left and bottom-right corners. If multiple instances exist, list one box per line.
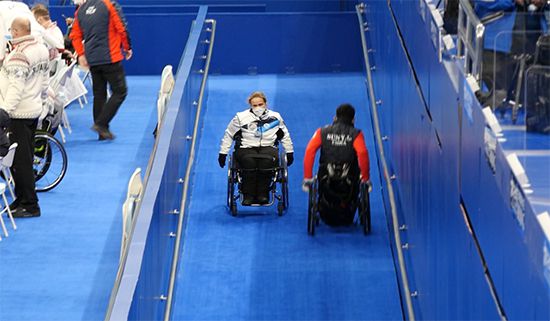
left=157, top=92, right=168, bottom=126
left=1, top=143, right=17, bottom=168
left=160, top=65, right=174, bottom=96
left=127, top=167, right=143, bottom=201
left=121, top=197, right=134, bottom=260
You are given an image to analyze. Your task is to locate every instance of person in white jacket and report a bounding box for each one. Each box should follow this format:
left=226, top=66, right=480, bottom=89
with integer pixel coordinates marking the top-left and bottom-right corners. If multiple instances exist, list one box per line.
left=0, top=17, right=49, bottom=218
left=218, top=91, right=294, bottom=205
left=32, top=5, right=65, bottom=61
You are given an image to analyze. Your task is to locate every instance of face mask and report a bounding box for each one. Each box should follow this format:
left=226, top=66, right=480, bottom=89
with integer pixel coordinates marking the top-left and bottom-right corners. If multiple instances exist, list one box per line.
left=252, top=107, right=265, bottom=117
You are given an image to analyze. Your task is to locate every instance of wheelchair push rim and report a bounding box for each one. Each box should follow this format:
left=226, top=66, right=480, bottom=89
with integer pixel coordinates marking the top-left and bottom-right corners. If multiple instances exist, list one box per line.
left=34, top=132, right=68, bottom=192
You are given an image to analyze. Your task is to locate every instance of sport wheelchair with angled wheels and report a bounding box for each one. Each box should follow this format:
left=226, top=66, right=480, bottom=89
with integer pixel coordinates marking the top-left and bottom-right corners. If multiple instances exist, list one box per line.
left=227, top=149, right=289, bottom=216
left=306, top=163, right=370, bottom=236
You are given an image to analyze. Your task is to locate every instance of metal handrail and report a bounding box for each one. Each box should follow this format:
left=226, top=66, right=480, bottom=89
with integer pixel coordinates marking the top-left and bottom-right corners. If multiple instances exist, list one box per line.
left=457, top=0, right=485, bottom=84
left=355, top=4, right=416, bottom=321
left=162, top=18, right=216, bottom=321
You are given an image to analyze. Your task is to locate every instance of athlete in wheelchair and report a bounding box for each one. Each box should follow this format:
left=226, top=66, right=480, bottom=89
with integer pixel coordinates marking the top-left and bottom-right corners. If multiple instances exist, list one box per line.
left=302, top=104, right=372, bottom=235
left=218, top=91, right=294, bottom=216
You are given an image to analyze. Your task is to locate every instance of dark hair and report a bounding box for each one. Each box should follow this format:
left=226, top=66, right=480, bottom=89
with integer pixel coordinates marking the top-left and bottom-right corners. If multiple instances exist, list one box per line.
left=336, top=103, right=355, bottom=124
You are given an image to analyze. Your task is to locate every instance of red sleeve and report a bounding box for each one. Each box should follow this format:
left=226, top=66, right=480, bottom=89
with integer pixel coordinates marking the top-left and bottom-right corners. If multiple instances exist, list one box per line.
left=106, top=0, right=131, bottom=51
left=303, top=128, right=322, bottom=179
left=69, top=12, right=85, bottom=56
left=353, top=131, right=370, bottom=182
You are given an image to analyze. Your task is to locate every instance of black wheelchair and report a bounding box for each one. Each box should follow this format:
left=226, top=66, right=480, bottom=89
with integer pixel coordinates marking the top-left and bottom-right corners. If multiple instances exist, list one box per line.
left=306, top=163, right=371, bottom=236
left=227, top=150, right=289, bottom=216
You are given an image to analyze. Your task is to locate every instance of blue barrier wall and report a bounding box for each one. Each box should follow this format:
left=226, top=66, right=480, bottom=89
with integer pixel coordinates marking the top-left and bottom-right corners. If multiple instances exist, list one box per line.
left=49, top=6, right=194, bottom=75
left=361, top=0, right=550, bottom=318
left=107, top=7, right=210, bottom=321
left=48, top=7, right=362, bottom=75
left=389, top=0, right=550, bottom=318
left=51, top=0, right=356, bottom=12
left=361, top=1, right=496, bottom=319
left=207, top=12, right=363, bottom=74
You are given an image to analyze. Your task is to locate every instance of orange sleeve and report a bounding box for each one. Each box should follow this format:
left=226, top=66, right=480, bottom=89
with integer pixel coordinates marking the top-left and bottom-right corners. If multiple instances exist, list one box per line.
left=69, top=12, right=84, bottom=56
left=303, top=128, right=322, bottom=179
left=353, top=131, right=370, bottom=182
left=107, top=0, right=131, bottom=51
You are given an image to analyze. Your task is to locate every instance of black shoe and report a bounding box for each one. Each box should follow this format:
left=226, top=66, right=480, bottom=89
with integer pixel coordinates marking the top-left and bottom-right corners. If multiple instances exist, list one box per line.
left=257, top=194, right=269, bottom=205
left=91, top=124, right=115, bottom=140
left=242, top=194, right=254, bottom=206
left=12, top=206, right=41, bottom=218
left=9, top=200, right=19, bottom=211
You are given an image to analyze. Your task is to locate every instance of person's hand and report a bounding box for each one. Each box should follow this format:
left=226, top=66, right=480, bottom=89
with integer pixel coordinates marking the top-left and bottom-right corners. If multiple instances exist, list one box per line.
left=78, top=54, right=89, bottom=69
left=218, top=153, right=227, bottom=168
left=286, top=152, right=294, bottom=166
left=65, top=17, right=74, bottom=26
left=302, top=178, right=314, bottom=192
left=362, top=180, right=372, bottom=193
left=125, top=49, right=133, bottom=60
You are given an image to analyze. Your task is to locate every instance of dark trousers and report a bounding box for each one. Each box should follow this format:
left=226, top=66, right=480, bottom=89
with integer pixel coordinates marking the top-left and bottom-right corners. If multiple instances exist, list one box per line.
left=90, top=62, right=128, bottom=129
left=482, top=50, right=515, bottom=93
left=236, top=147, right=278, bottom=196
left=9, top=118, right=39, bottom=210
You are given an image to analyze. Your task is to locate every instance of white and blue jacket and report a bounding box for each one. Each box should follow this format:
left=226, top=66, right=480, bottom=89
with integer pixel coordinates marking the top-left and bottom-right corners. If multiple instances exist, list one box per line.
left=219, top=108, right=294, bottom=155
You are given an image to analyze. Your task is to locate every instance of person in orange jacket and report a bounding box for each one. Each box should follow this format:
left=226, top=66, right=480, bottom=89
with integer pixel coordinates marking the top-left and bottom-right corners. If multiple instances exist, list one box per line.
left=70, top=0, right=132, bottom=140
left=303, top=103, right=371, bottom=226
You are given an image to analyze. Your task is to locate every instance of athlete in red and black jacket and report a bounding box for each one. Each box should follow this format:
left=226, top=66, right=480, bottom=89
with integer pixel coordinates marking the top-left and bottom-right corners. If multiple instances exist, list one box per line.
left=70, top=0, right=132, bottom=140
left=70, top=0, right=131, bottom=67
left=303, top=104, right=370, bottom=189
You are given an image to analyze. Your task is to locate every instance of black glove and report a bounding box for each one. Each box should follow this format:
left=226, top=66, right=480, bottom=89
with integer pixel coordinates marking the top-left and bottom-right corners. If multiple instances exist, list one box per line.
left=286, top=152, right=294, bottom=166
left=218, top=153, right=227, bottom=168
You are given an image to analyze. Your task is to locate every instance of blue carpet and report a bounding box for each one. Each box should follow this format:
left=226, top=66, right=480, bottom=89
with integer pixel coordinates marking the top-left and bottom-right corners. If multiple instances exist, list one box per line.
left=171, top=73, right=403, bottom=320
left=0, top=76, right=158, bottom=321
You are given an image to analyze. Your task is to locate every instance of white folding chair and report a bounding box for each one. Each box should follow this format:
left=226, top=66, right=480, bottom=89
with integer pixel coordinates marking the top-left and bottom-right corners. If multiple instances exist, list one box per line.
left=120, top=168, right=143, bottom=260
left=156, top=65, right=175, bottom=132
left=160, top=65, right=175, bottom=97
left=127, top=167, right=143, bottom=201
left=50, top=61, right=88, bottom=139
left=77, top=68, right=90, bottom=108
left=0, top=143, right=17, bottom=200
left=0, top=181, right=16, bottom=238
left=121, top=198, right=133, bottom=260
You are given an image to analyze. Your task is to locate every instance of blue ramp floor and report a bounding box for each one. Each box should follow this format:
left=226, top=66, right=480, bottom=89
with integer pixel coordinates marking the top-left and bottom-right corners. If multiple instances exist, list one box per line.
left=171, top=73, right=403, bottom=320
left=0, top=76, right=157, bottom=321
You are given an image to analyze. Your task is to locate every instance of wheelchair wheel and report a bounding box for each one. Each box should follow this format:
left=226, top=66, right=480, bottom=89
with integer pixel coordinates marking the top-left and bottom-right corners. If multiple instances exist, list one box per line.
left=307, top=181, right=317, bottom=236
left=227, top=158, right=237, bottom=216
left=359, top=186, right=371, bottom=235
left=275, top=153, right=289, bottom=216
left=34, top=132, right=67, bottom=192
left=282, top=169, right=289, bottom=210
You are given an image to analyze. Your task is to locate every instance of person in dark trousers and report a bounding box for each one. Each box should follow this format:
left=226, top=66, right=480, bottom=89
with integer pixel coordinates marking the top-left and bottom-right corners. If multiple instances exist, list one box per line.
left=0, top=17, right=50, bottom=218
left=70, top=0, right=132, bottom=140
left=218, top=91, right=294, bottom=205
left=0, top=109, right=11, bottom=157
left=302, top=104, right=371, bottom=226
